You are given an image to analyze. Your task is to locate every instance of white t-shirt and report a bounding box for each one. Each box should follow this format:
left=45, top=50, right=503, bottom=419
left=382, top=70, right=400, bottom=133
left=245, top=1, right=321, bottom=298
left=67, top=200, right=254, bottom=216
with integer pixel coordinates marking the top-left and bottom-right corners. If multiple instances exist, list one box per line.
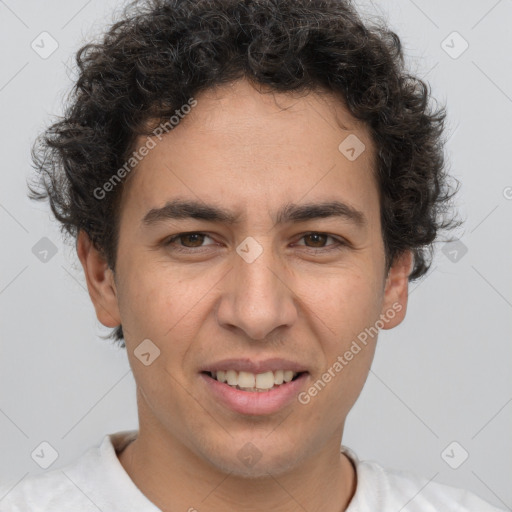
left=0, top=430, right=505, bottom=511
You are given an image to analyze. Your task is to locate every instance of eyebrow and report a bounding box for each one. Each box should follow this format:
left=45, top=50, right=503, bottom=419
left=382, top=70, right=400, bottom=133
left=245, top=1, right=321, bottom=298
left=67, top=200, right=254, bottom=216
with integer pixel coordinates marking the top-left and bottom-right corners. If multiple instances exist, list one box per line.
left=141, top=198, right=367, bottom=228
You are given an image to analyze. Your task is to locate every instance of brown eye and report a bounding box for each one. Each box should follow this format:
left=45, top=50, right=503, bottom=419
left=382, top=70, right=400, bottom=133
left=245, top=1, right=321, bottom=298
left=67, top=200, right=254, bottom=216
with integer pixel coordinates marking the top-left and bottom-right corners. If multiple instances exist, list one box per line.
left=294, top=232, right=348, bottom=253
left=164, top=232, right=215, bottom=251
left=303, top=233, right=329, bottom=248
left=179, top=233, right=206, bottom=247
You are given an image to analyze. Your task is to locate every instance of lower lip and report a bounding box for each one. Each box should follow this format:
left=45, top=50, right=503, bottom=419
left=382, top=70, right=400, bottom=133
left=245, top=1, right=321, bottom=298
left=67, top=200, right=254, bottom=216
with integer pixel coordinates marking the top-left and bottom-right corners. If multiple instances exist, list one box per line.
left=200, top=372, right=309, bottom=415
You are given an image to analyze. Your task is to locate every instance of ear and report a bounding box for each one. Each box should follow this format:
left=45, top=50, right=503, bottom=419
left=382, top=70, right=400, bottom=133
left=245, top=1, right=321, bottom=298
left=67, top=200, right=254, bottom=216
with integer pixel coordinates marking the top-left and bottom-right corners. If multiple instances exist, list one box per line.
left=380, top=250, right=413, bottom=329
left=76, top=230, right=121, bottom=329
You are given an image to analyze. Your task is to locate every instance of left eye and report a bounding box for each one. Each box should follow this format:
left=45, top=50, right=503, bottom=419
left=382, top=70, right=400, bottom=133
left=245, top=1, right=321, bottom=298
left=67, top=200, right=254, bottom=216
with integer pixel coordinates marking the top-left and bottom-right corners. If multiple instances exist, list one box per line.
left=294, top=232, right=342, bottom=249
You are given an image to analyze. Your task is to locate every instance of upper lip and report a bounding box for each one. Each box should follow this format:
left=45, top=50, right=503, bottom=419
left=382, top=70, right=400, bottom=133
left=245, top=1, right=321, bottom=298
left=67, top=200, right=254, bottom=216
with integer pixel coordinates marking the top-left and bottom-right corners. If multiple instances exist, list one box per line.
left=201, top=358, right=309, bottom=374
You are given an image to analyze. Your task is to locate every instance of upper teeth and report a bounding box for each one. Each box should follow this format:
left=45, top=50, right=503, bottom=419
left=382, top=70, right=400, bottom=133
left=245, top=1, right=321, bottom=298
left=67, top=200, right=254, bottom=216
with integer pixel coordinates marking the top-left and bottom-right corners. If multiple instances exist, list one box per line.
left=212, top=370, right=297, bottom=390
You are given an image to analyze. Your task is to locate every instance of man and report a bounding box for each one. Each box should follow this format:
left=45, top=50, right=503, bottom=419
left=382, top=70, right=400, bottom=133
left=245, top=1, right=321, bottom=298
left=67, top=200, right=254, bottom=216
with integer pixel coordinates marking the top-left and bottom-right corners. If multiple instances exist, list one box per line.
left=0, top=0, right=504, bottom=510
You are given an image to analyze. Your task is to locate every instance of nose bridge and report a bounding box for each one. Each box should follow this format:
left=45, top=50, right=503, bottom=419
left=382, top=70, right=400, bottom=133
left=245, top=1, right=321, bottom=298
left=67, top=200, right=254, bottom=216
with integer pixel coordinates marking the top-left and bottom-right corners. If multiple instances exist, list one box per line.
left=216, top=235, right=297, bottom=340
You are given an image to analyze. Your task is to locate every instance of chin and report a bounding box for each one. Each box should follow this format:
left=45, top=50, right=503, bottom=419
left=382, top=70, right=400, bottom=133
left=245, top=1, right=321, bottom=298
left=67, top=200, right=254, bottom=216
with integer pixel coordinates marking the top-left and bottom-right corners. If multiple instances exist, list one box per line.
left=201, top=440, right=306, bottom=479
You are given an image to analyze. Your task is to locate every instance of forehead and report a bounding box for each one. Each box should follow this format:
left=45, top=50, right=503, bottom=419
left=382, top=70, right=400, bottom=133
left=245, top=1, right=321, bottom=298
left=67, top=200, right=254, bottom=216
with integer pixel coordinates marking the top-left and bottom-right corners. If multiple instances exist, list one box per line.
left=119, top=79, right=378, bottom=228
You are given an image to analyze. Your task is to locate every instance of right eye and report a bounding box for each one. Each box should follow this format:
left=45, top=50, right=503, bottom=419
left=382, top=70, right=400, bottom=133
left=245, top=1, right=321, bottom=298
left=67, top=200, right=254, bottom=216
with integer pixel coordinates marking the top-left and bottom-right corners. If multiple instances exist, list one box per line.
left=163, top=232, right=218, bottom=252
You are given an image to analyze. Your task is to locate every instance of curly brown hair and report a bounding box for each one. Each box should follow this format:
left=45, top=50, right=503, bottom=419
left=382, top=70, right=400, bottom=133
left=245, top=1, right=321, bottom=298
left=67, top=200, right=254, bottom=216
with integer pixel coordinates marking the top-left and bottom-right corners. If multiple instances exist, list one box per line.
left=28, top=0, right=460, bottom=347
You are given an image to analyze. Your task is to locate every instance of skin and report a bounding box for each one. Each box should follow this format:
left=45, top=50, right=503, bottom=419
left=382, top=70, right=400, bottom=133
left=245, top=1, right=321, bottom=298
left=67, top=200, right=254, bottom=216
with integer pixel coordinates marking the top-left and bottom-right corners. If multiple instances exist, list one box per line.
left=77, top=78, right=412, bottom=512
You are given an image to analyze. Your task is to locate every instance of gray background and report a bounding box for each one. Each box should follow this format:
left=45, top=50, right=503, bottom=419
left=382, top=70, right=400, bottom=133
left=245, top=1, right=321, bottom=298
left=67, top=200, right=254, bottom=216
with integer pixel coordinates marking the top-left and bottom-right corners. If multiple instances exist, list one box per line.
left=1, top=0, right=511, bottom=509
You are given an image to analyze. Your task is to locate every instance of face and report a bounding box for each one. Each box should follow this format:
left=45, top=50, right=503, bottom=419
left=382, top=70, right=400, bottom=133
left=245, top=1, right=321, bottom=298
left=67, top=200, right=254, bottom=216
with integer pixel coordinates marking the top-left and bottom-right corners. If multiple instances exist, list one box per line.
left=78, top=78, right=411, bottom=477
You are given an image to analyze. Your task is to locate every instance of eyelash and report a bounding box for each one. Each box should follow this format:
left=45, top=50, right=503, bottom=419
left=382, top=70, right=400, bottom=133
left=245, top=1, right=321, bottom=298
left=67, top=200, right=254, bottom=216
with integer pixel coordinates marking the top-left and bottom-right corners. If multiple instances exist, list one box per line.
left=163, top=232, right=348, bottom=254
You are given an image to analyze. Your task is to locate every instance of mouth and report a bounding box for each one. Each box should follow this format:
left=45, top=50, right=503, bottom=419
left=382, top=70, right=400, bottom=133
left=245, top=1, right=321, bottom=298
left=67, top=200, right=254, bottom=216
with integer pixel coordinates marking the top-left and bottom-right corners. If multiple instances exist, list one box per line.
left=199, top=366, right=310, bottom=415
left=202, top=369, right=305, bottom=392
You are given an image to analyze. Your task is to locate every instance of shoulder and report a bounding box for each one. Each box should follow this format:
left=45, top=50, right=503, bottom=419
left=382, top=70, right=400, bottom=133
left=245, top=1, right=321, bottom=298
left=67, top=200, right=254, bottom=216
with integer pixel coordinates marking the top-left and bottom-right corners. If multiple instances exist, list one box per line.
left=0, top=430, right=139, bottom=512
left=0, top=467, right=91, bottom=512
left=375, top=463, right=505, bottom=511
left=343, top=447, right=507, bottom=512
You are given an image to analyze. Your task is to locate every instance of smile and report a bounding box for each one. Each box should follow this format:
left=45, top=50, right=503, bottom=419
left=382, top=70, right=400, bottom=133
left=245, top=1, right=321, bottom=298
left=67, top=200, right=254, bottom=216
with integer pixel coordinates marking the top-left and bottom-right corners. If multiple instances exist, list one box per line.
left=200, top=370, right=309, bottom=415
left=207, top=369, right=300, bottom=392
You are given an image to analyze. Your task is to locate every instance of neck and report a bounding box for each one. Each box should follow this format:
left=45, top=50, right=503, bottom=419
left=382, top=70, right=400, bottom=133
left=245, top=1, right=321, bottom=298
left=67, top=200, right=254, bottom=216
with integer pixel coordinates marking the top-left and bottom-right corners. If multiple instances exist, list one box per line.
left=118, top=394, right=356, bottom=512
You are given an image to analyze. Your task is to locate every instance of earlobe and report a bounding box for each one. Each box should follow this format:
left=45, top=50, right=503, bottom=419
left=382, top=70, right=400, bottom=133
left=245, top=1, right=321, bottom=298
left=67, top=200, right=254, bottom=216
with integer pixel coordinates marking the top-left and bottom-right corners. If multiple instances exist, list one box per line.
left=380, top=250, right=413, bottom=330
left=76, top=230, right=121, bottom=329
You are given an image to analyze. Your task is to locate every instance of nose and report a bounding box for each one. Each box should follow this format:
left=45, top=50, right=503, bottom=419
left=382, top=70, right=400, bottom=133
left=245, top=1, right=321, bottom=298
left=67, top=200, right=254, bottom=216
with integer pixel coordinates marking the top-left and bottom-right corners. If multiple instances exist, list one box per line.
left=215, top=241, right=298, bottom=341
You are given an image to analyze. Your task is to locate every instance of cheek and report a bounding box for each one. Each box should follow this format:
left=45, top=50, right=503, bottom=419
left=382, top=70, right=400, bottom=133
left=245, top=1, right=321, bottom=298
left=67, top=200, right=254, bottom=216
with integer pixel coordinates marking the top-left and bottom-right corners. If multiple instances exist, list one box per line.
left=303, top=264, right=383, bottom=333
left=116, top=257, right=219, bottom=349
left=303, top=274, right=380, bottom=414
left=114, top=258, right=173, bottom=341
left=301, top=264, right=383, bottom=398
